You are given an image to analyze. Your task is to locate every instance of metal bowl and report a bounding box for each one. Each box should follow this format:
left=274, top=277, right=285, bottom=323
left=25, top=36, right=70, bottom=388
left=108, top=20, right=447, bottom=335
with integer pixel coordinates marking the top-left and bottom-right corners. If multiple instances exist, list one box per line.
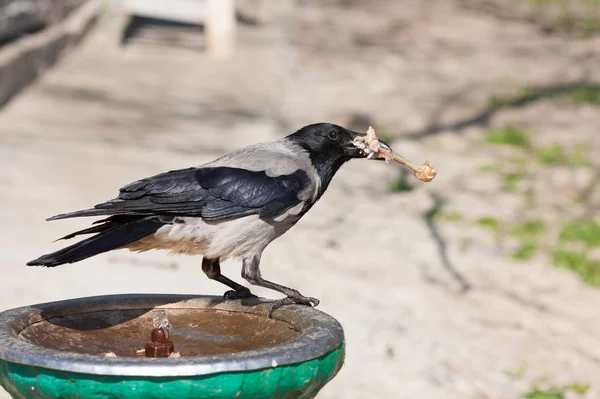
left=0, top=294, right=345, bottom=399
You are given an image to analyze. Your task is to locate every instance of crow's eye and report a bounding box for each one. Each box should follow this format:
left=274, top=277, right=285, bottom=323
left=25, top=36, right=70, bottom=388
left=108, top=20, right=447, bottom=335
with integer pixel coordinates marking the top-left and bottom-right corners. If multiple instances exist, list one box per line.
left=328, top=131, right=339, bottom=141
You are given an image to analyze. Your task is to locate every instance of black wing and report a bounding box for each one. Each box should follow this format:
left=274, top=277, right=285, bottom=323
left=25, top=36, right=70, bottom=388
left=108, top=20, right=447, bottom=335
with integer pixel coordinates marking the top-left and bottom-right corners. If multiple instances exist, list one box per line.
left=49, top=167, right=311, bottom=221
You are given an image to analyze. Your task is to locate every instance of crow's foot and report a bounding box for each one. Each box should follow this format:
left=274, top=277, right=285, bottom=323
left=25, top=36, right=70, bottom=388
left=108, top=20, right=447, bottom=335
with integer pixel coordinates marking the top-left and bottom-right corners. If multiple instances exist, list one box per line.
left=223, top=287, right=257, bottom=300
left=268, top=295, right=320, bottom=317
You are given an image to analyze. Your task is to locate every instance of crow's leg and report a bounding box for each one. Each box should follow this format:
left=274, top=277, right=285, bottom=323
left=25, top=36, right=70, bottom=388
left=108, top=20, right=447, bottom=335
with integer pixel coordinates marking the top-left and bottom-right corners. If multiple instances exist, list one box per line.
left=241, top=255, right=319, bottom=317
left=202, top=257, right=256, bottom=300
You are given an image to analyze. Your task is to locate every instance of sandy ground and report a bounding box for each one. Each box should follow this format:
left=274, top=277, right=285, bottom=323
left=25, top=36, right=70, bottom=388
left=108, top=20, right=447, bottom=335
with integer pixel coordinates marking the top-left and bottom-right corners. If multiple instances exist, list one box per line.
left=1, top=1, right=599, bottom=398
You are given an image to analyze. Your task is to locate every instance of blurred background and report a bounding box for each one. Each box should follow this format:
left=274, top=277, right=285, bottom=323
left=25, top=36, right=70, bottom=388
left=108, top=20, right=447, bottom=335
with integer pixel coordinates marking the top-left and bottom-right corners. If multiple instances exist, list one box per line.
left=0, top=0, right=599, bottom=397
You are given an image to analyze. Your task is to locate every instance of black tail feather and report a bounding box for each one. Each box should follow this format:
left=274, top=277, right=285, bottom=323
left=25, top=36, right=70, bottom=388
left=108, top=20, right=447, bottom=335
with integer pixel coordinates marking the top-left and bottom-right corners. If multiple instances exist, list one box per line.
left=47, top=208, right=117, bottom=221
left=54, top=223, right=112, bottom=242
left=27, top=218, right=164, bottom=267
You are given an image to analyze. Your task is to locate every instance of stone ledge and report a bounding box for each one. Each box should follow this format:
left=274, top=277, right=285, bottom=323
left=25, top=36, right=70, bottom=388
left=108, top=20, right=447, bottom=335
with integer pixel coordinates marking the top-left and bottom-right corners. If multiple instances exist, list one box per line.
left=0, top=0, right=102, bottom=107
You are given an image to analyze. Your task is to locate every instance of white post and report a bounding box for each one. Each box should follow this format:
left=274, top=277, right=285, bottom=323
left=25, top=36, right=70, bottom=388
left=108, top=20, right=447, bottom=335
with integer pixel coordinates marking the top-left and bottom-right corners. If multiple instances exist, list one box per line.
left=205, top=0, right=236, bottom=59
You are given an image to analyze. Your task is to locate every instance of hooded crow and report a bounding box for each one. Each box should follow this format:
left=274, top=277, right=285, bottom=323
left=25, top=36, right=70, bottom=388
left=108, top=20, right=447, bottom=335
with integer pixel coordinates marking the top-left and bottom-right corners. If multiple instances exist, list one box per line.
left=27, top=123, right=391, bottom=315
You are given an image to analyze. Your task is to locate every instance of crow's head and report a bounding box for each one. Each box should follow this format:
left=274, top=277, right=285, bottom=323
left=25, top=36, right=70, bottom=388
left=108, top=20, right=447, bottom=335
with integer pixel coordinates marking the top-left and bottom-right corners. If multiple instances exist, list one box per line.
left=287, top=123, right=391, bottom=162
left=286, top=123, right=392, bottom=194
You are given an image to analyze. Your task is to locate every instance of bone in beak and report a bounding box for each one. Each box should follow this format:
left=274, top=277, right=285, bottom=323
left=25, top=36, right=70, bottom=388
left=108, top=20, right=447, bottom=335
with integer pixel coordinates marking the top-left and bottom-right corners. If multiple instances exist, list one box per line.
left=353, top=126, right=437, bottom=183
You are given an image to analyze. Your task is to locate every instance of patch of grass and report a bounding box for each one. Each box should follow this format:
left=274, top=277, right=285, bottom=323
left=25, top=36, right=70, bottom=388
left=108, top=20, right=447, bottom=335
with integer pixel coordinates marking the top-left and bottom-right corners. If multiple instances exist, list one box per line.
left=510, top=240, right=538, bottom=260
left=552, top=249, right=600, bottom=286
left=535, top=143, right=592, bottom=167
left=489, top=94, right=517, bottom=108
left=551, top=12, right=600, bottom=36
left=523, top=0, right=600, bottom=36
left=388, top=178, right=413, bottom=192
left=436, top=210, right=462, bottom=222
left=567, top=383, right=592, bottom=395
left=474, top=217, right=500, bottom=231
left=503, top=172, right=524, bottom=191
left=583, top=19, right=600, bottom=36
left=489, top=95, right=512, bottom=109
left=570, top=83, right=600, bottom=105
left=524, top=392, right=563, bottom=399
left=489, top=87, right=554, bottom=108
left=485, top=124, right=532, bottom=149
left=569, top=144, right=592, bottom=167
left=504, top=365, right=527, bottom=379
left=536, top=143, right=567, bottom=164
left=424, top=201, right=443, bottom=221
left=559, top=220, right=600, bottom=248
left=571, top=196, right=585, bottom=205
left=477, top=164, right=499, bottom=173
left=511, top=219, right=547, bottom=238
left=556, top=12, right=577, bottom=32
left=524, top=380, right=591, bottom=399
left=507, top=219, right=546, bottom=261
left=509, top=157, right=529, bottom=168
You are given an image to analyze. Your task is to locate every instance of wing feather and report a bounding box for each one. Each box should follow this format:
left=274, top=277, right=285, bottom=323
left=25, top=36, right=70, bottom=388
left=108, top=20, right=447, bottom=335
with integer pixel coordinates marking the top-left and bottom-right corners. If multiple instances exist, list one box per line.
left=49, top=166, right=311, bottom=221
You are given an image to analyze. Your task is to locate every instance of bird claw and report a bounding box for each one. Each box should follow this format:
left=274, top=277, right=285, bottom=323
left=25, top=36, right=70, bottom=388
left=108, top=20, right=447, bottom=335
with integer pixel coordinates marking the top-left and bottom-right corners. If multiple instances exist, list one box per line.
left=223, top=288, right=257, bottom=300
left=268, top=295, right=320, bottom=318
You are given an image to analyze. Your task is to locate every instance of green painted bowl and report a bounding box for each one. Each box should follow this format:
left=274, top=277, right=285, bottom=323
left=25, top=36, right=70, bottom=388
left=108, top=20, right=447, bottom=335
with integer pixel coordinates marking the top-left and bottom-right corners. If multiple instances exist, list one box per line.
left=0, top=294, right=344, bottom=399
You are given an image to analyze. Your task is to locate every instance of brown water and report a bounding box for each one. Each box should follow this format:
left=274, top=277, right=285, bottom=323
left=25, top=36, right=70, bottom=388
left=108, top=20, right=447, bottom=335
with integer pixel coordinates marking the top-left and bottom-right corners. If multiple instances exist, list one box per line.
left=19, top=308, right=301, bottom=357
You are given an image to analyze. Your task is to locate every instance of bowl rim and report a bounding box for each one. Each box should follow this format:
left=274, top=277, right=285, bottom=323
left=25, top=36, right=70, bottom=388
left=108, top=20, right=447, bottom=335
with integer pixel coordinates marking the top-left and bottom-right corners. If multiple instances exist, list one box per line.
left=0, top=294, right=344, bottom=377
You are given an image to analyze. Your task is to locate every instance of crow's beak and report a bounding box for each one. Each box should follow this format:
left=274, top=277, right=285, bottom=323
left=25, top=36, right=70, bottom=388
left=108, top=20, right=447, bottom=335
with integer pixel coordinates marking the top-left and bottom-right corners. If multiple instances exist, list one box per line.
left=378, top=139, right=392, bottom=152
left=369, top=139, right=393, bottom=161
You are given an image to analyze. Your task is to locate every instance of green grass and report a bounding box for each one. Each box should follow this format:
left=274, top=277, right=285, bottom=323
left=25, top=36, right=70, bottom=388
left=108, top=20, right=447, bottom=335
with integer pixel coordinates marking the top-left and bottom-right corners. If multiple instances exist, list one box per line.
left=436, top=210, right=462, bottom=222
left=569, top=144, right=592, bottom=167
left=477, top=164, right=499, bottom=173
left=557, top=12, right=577, bottom=31
left=503, top=172, right=524, bottom=191
left=509, top=157, right=529, bottom=167
left=559, top=220, right=600, bottom=248
left=388, top=178, right=413, bottom=192
left=552, top=219, right=600, bottom=285
left=474, top=217, right=500, bottom=231
left=535, top=143, right=592, bottom=167
left=571, top=196, right=585, bottom=205
left=547, top=11, right=600, bottom=37
left=511, top=219, right=547, bottom=238
left=583, top=19, right=600, bottom=36
left=488, top=86, right=552, bottom=108
left=552, top=249, right=600, bottom=286
left=510, top=240, right=538, bottom=260
left=536, top=143, right=567, bottom=164
left=524, top=392, right=563, bottom=399
left=489, top=95, right=512, bottom=109
left=425, top=202, right=442, bottom=221
left=524, top=381, right=590, bottom=399
left=485, top=124, right=532, bottom=149
left=504, top=366, right=527, bottom=379
left=567, top=384, right=592, bottom=395
left=569, top=83, right=600, bottom=105
left=506, top=219, right=547, bottom=260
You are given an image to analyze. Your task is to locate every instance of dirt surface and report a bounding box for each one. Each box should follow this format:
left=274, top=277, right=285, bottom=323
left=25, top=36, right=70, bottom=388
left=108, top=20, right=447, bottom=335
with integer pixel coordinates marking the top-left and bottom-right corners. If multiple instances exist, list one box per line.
left=1, top=1, right=599, bottom=398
